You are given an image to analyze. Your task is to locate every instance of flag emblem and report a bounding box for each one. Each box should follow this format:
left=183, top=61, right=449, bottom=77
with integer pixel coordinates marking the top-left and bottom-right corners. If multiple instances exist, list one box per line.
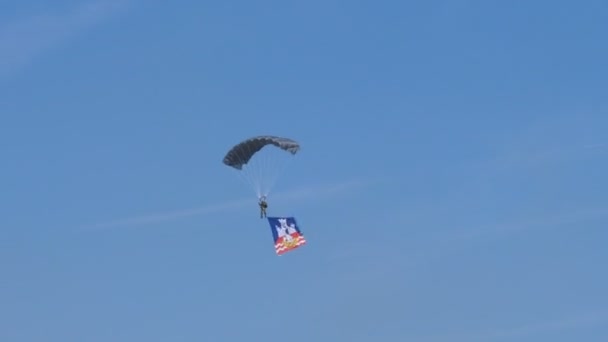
left=267, top=217, right=306, bottom=255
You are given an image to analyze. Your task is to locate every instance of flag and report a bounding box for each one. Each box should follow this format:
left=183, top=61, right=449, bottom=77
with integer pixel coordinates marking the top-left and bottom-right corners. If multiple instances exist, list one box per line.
left=267, top=216, right=306, bottom=255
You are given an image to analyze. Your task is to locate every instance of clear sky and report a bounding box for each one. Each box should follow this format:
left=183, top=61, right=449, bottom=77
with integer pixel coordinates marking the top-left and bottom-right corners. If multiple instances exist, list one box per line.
left=1, top=0, right=607, bottom=341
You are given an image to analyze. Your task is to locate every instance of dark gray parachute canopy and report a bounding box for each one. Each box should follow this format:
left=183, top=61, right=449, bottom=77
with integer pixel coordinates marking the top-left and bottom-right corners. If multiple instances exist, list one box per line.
left=223, top=135, right=300, bottom=170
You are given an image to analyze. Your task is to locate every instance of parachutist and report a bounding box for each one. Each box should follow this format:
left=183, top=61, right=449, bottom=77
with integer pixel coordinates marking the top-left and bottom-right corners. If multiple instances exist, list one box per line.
left=259, top=197, right=268, bottom=218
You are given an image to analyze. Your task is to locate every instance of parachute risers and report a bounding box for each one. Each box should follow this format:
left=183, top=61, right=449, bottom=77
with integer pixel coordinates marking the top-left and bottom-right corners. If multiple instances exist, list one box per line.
left=222, top=135, right=300, bottom=199
left=267, top=217, right=306, bottom=255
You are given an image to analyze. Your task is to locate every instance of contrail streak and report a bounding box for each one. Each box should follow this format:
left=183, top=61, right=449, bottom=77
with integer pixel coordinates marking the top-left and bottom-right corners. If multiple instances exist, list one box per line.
left=82, top=179, right=370, bottom=231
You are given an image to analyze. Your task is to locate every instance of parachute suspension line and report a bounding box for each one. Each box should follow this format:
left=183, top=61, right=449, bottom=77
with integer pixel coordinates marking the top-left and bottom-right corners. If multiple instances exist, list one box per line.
left=245, top=144, right=280, bottom=199
left=245, top=141, right=263, bottom=198
left=248, top=145, right=281, bottom=199
left=241, top=141, right=265, bottom=198
left=257, top=143, right=270, bottom=197
left=257, top=146, right=273, bottom=197
left=232, top=146, right=259, bottom=197
left=261, top=148, right=293, bottom=198
left=233, top=166, right=256, bottom=197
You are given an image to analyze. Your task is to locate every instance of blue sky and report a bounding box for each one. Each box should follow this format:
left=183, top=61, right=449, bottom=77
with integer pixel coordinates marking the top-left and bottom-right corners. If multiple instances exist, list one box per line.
left=1, top=0, right=607, bottom=341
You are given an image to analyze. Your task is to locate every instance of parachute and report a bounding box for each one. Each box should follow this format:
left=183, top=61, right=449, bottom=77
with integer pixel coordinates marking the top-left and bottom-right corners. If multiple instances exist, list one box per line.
left=223, top=135, right=300, bottom=199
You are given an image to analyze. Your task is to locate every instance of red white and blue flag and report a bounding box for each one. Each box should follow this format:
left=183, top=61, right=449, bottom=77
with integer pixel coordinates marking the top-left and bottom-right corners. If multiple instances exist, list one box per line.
left=267, top=217, right=306, bottom=255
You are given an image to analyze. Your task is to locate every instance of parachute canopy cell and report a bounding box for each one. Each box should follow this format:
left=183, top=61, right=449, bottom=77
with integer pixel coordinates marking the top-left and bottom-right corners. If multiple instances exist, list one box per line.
left=223, top=135, right=300, bottom=170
